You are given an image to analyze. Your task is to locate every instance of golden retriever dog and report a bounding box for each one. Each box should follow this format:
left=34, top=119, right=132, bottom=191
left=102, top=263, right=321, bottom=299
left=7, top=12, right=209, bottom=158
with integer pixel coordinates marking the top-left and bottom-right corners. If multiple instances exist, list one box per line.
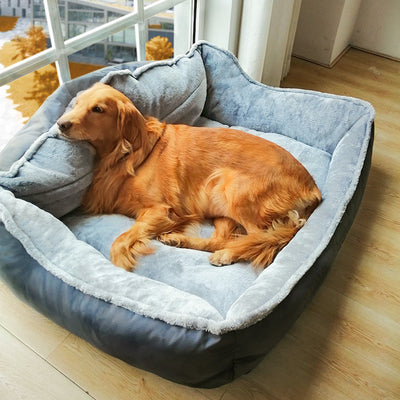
left=57, top=82, right=321, bottom=271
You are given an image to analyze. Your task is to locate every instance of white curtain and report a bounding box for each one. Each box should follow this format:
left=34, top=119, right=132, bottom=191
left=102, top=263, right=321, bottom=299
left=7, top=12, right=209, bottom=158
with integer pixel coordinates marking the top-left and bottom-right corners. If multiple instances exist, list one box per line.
left=174, top=0, right=196, bottom=56
left=198, top=0, right=302, bottom=86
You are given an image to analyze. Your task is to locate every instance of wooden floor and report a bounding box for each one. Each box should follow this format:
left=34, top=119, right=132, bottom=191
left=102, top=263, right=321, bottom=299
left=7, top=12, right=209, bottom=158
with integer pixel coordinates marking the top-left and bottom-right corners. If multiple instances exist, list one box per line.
left=1, top=48, right=399, bottom=399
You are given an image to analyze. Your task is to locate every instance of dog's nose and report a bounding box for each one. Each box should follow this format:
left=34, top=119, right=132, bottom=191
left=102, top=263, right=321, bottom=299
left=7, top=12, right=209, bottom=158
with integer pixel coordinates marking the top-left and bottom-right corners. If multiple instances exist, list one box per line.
left=57, top=119, right=72, bottom=133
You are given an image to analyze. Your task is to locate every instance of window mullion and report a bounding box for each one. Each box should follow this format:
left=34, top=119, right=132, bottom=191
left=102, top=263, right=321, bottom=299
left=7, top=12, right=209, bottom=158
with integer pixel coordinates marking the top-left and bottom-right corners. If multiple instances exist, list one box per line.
left=135, top=0, right=146, bottom=61
left=43, top=0, right=71, bottom=84
left=0, top=48, right=57, bottom=86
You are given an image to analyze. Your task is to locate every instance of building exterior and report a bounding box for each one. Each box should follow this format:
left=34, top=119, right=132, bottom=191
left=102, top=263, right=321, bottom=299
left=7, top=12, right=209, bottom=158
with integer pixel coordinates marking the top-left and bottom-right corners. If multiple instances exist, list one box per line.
left=0, top=0, right=32, bottom=18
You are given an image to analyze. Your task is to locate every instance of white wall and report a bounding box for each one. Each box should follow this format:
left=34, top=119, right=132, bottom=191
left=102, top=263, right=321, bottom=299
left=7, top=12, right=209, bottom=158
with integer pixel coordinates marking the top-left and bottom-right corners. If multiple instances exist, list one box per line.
left=293, top=0, right=347, bottom=66
left=332, top=0, right=363, bottom=61
left=292, top=0, right=400, bottom=66
left=352, top=0, right=400, bottom=60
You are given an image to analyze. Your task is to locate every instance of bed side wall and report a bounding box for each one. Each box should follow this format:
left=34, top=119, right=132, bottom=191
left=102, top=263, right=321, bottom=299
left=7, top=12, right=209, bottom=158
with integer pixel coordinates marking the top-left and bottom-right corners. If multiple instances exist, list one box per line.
left=232, top=125, right=374, bottom=379
left=199, top=43, right=374, bottom=154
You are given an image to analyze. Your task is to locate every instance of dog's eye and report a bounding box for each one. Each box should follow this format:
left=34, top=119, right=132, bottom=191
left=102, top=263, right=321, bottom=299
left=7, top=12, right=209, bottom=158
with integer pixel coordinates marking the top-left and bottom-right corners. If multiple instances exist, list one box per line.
left=92, top=106, right=103, bottom=113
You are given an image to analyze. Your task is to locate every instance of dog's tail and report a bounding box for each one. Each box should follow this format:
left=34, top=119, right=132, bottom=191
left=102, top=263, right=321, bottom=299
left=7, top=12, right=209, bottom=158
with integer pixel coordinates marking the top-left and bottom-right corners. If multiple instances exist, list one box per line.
left=228, top=190, right=321, bottom=268
left=226, top=210, right=304, bottom=268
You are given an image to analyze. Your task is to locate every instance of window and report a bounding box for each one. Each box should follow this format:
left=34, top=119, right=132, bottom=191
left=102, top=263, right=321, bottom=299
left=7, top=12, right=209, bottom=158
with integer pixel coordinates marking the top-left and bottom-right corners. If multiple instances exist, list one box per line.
left=0, top=0, right=195, bottom=128
left=0, top=0, right=196, bottom=88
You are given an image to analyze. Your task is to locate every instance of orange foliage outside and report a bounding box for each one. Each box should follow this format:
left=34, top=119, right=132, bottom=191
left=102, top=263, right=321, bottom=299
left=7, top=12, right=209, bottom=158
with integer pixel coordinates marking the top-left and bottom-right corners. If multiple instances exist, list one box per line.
left=146, top=36, right=173, bottom=61
left=0, top=16, right=18, bottom=32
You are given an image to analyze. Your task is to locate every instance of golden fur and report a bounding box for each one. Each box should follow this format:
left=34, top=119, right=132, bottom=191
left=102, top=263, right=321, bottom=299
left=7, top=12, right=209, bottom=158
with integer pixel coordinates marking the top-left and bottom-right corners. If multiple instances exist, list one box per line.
left=57, top=82, right=322, bottom=271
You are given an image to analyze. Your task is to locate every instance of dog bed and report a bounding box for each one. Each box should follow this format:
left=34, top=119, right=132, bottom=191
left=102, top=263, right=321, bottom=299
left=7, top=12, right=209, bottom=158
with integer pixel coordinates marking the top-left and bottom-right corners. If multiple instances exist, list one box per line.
left=0, top=41, right=374, bottom=388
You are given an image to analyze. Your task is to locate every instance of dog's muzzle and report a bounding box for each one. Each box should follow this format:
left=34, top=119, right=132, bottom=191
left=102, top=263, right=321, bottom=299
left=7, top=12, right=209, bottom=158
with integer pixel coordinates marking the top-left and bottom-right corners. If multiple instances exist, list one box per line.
left=57, top=118, right=72, bottom=134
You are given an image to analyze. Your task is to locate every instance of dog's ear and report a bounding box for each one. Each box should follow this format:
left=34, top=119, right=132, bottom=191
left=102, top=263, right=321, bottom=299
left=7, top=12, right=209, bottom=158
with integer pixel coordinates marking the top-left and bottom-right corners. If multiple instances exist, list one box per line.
left=117, top=100, right=147, bottom=152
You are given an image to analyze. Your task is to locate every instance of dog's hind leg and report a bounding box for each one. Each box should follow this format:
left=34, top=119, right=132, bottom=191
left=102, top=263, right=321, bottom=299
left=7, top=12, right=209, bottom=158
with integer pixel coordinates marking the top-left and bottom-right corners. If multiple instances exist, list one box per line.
left=158, top=217, right=241, bottom=252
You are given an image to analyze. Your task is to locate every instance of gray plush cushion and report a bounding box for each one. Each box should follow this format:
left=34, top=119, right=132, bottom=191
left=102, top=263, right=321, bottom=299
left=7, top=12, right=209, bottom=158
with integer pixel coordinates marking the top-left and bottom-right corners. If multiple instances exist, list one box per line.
left=0, top=41, right=374, bottom=335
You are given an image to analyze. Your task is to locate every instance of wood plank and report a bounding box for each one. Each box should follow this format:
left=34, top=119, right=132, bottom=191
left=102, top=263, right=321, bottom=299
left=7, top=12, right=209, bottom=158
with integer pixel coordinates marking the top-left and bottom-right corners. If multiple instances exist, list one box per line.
left=217, top=288, right=400, bottom=400
left=215, top=282, right=400, bottom=400
left=0, top=325, right=93, bottom=400
left=306, top=286, right=400, bottom=374
left=325, top=245, right=400, bottom=323
left=0, top=281, right=69, bottom=358
left=46, top=334, right=214, bottom=400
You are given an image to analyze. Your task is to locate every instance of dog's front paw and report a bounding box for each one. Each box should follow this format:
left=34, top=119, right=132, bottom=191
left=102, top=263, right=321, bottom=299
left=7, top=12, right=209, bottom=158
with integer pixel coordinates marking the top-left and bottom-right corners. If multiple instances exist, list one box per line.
left=110, top=234, right=155, bottom=271
left=209, top=249, right=235, bottom=267
left=110, top=236, right=138, bottom=271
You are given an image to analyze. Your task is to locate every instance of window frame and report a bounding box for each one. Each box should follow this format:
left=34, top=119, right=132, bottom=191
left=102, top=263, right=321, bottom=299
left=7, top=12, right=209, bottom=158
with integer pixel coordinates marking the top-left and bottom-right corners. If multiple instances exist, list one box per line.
left=0, top=0, right=193, bottom=86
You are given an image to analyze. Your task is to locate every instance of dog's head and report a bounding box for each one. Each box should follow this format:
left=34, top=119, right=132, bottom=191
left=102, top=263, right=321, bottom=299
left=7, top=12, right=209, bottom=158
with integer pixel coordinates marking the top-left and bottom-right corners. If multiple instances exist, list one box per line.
left=57, top=82, right=146, bottom=157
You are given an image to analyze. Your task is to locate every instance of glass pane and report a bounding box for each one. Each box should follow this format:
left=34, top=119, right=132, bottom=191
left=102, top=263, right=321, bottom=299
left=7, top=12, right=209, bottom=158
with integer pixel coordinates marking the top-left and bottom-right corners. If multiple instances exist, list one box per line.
left=145, top=8, right=175, bottom=61
left=0, top=52, right=103, bottom=152
left=0, top=12, right=52, bottom=68
left=68, top=53, right=104, bottom=79
left=31, top=0, right=49, bottom=38
left=57, top=0, right=133, bottom=40
left=67, top=25, right=137, bottom=66
left=0, top=64, right=58, bottom=151
left=58, top=1, right=177, bottom=63
left=68, top=44, right=106, bottom=70
left=106, top=41, right=136, bottom=64
left=0, top=71, right=27, bottom=151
